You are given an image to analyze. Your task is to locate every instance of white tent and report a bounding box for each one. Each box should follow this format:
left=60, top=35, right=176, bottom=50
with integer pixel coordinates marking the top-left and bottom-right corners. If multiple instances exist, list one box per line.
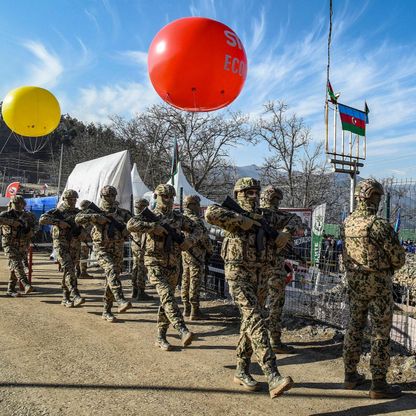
left=63, top=150, right=132, bottom=209
left=167, top=162, right=216, bottom=207
left=131, top=163, right=151, bottom=200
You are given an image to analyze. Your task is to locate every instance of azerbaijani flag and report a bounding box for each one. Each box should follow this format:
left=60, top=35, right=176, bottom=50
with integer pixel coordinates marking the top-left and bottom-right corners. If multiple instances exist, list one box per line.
left=338, top=103, right=366, bottom=136
left=327, top=81, right=338, bottom=104
left=170, top=138, right=179, bottom=186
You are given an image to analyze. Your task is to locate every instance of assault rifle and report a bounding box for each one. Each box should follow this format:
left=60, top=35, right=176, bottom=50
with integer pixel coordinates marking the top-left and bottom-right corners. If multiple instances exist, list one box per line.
left=140, top=208, right=202, bottom=264
left=48, top=208, right=82, bottom=238
left=4, top=209, right=31, bottom=238
left=83, top=202, right=126, bottom=238
left=221, top=196, right=279, bottom=251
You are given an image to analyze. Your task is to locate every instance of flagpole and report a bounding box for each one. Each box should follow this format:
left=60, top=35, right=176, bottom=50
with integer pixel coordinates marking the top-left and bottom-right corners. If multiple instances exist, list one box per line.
left=341, top=129, right=345, bottom=157
left=325, top=101, right=329, bottom=153
left=356, top=134, right=360, bottom=159
left=364, top=135, right=367, bottom=159
left=333, top=104, right=337, bottom=154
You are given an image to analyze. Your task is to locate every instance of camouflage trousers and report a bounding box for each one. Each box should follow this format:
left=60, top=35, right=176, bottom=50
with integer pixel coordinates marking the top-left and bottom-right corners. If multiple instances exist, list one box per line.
left=3, top=242, right=30, bottom=288
left=181, top=258, right=204, bottom=308
left=343, top=272, right=393, bottom=380
left=267, top=262, right=287, bottom=346
left=226, top=263, right=277, bottom=377
left=79, top=243, right=90, bottom=274
left=94, top=241, right=125, bottom=305
left=146, top=265, right=184, bottom=331
left=131, top=253, right=147, bottom=291
left=55, top=240, right=80, bottom=297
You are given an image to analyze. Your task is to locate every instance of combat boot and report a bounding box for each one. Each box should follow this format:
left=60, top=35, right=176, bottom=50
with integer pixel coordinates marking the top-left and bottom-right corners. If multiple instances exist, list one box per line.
left=343, top=372, right=366, bottom=389
left=271, top=341, right=296, bottom=354
left=72, top=289, right=85, bottom=307
left=369, top=379, right=402, bottom=399
left=177, top=324, right=194, bottom=347
left=6, top=282, right=21, bottom=298
left=102, top=301, right=116, bottom=322
left=233, top=361, right=260, bottom=391
left=61, top=292, right=73, bottom=308
left=155, top=328, right=172, bottom=351
left=114, top=289, right=132, bottom=313
left=22, top=281, right=34, bottom=294
left=183, top=302, right=191, bottom=317
left=268, top=372, right=294, bottom=399
left=131, top=287, right=139, bottom=301
left=190, top=305, right=204, bottom=321
left=137, top=289, right=154, bottom=301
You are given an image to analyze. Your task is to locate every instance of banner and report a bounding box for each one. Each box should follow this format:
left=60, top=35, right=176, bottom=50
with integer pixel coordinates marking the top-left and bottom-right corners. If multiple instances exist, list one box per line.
left=311, top=203, right=326, bottom=266
left=5, top=181, right=20, bottom=198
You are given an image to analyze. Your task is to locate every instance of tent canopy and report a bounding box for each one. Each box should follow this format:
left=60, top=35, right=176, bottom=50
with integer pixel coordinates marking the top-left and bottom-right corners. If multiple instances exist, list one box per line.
left=63, top=150, right=132, bottom=209
left=167, top=162, right=216, bottom=207
left=131, top=163, right=151, bottom=201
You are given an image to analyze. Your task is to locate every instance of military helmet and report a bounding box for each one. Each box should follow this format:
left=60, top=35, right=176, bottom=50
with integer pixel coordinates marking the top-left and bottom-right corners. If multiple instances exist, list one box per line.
left=234, top=177, right=261, bottom=198
left=100, top=185, right=117, bottom=197
left=354, top=179, right=384, bottom=201
left=260, top=185, right=283, bottom=203
left=154, top=184, right=176, bottom=197
left=9, top=195, right=26, bottom=206
left=79, top=200, right=91, bottom=210
left=184, top=195, right=201, bottom=207
left=62, top=189, right=79, bottom=199
left=134, top=198, right=149, bottom=209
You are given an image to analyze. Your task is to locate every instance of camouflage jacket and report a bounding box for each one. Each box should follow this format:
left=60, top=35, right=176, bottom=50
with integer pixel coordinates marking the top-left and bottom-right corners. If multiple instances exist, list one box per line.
left=0, top=209, right=37, bottom=246
left=394, top=252, right=416, bottom=298
left=127, top=207, right=201, bottom=267
left=75, top=203, right=131, bottom=244
left=342, top=204, right=405, bottom=273
left=205, top=204, right=274, bottom=265
left=182, top=209, right=213, bottom=264
left=40, top=204, right=82, bottom=244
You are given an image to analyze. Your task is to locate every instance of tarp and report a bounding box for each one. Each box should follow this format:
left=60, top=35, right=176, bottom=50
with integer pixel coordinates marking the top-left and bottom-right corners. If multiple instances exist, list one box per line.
left=167, top=162, right=216, bottom=207
left=131, top=163, right=151, bottom=201
left=63, top=150, right=133, bottom=209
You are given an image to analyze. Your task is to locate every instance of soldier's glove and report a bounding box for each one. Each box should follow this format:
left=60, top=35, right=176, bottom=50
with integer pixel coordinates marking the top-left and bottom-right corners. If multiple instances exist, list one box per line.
left=152, top=224, right=168, bottom=236
left=94, top=215, right=110, bottom=225
left=179, top=238, right=193, bottom=251
left=239, top=215, right=261, bottom=231
left=275, top=231, right=291, bottom=250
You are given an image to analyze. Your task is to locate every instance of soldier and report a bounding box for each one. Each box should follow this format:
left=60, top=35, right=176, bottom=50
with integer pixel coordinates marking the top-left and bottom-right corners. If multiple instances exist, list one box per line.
left=205, top=178, right=293, bottom=399
left=342, top=179, right=405, bottom=399
left=40, top=189, right=85, bottom=307
left=127, top=184, right=200, bottom=351
left=260, top=185, right=302, bottom=353
left=130, top=198, right=153, bottom=301
left=75, top=186, right=132, bottom=321
left=181, top=195, right=213, bottom=320
left=77, top=199, right=93, bottom=279
left=0, top=195, right=36, bottom=296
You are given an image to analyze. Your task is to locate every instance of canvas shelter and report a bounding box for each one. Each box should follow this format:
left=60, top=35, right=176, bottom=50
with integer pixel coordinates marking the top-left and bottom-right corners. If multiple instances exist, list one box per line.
left=131, top=163, right=151, bottom=201
left=62, top=150, right=132, bottom=209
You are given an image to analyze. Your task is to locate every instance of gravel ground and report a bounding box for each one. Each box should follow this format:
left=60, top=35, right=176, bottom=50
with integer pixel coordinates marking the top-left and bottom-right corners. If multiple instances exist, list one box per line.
left=0, top=252, right=415, bottom=416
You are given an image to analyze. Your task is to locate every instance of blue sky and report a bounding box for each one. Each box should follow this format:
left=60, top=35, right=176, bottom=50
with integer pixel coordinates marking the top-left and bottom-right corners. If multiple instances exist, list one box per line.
left=0, top=0, right=415, bottom=179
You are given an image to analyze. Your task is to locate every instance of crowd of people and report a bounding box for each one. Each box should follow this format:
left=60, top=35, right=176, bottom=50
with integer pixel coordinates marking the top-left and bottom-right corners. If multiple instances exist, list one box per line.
left=0, top=177, right=406, bottom=400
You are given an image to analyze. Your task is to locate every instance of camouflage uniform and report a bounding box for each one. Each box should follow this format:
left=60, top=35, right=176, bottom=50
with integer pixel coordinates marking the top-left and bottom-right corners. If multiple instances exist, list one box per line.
left=127, top=184, right=200, bottom=350
left=75, top=187, right=132, bottom=321
left=77, top=201, right=93, bottom=279
left=260, top=185, right=302, bottom=353
left=0, top=195, right=36, bottom=296
left=342, top=179, right=405, bottom=399
left=181, top=195, right=213, bottom=320
left=205, top=178, right=293, bottom=399
left=40, top=190, right=85, bottom=307
left=130, top=198, right=153, bottom=301
left=394, top=252, right=416, bottom=302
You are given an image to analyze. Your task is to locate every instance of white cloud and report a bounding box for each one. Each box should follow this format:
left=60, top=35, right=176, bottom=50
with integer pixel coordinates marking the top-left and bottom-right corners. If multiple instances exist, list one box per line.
left=22, top=40, right=63, bottom=88
left=119, top=50, right=148, bottom=67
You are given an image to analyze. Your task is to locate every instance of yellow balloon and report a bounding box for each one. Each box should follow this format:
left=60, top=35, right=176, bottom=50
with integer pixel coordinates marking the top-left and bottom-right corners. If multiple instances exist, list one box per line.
left=1, top=86, right=61, bottom=137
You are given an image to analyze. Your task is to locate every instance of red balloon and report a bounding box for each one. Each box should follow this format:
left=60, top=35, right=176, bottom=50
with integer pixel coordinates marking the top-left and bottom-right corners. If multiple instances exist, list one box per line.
left=148, top=17, right=247, bottom=112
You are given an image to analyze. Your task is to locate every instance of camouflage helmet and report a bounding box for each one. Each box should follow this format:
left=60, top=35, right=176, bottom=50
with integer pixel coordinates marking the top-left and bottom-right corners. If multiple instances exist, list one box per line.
left=184, top=195, right=201, bottom=207
left=134, top=198, right=149, bottom=209
left=100, top=185, right=117, bottom=197
left=62, top=189, right=79, bottom=199
left=79, top=200, right=91, bottom=210
left=9, top=195, right=26, bottom=207
left=234, top=177, right=261, bottom=198
left=354, top=179, right=384, bottom=201
left=154, top=184, right=176, bottom=197
left=260, top=185, right=283, bottom=204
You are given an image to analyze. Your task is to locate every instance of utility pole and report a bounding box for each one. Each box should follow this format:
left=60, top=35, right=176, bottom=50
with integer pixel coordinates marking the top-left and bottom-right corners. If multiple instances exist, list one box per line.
left=57, top=142, right=64, bottom=196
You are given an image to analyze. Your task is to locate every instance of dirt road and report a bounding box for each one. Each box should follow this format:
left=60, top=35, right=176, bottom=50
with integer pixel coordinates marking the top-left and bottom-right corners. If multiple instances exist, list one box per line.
left=0, top=253, right=414, bottom=416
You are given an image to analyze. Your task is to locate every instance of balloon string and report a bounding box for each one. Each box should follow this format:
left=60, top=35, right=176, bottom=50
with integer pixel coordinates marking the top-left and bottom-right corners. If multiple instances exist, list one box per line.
left=0, top=130, right=14, bottom=155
